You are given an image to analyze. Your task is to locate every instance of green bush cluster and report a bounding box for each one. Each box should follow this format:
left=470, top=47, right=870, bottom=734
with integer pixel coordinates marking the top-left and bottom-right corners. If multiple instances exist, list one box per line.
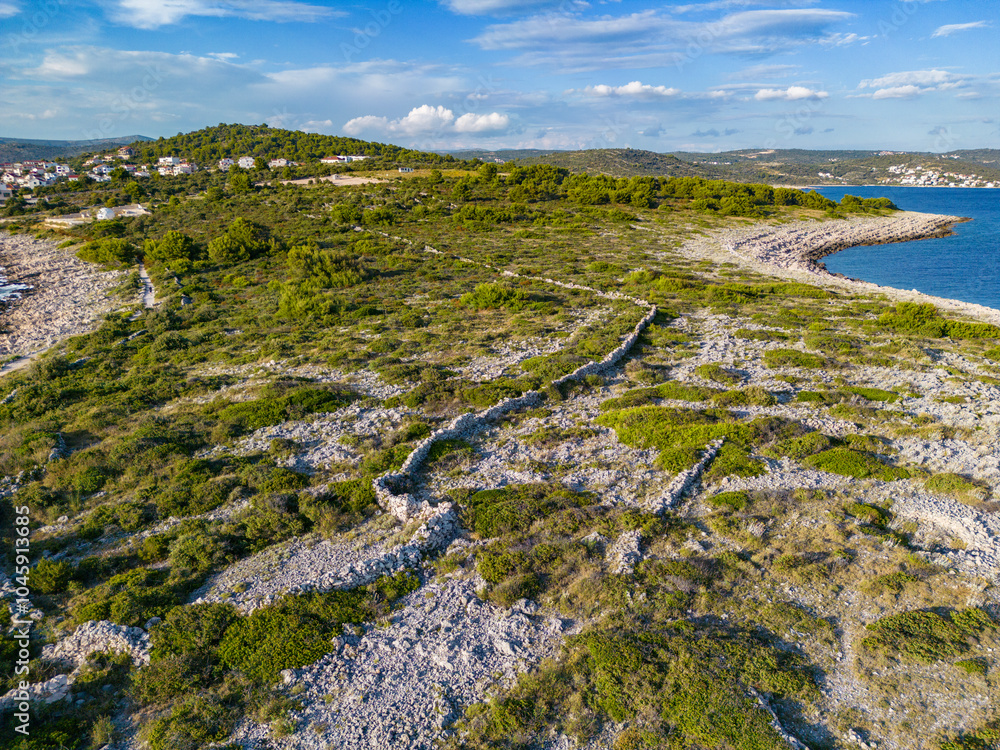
left=460, top=282, right=528, bottom=311
left=878, top=302, right=1000, bottom=340
left=862, top=608, right=995, bottom=663
left=804, top=447, right=911, bottom=481
left=465, top=483, right=591, bottom=538
left=457, top=625, right=815, bottom=750
left=596, top=406, right=798, bottom=476
left=77, top=237, right=138, bottom=267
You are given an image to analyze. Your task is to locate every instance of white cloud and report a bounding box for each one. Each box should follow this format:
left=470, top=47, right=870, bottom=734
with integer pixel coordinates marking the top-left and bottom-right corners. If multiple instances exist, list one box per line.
left=872, top=85, right=922, bottom=99
left=472, top=8, right=854, bottom=71
left=441, top=0, right=577, bottom=15
left=108, top=0, right=336, bottom=29
left=582, top=81, right=680, bottom=98
left=298, top=119, right=333, bottom=132
left=342, top=115, right=389, bottom=136
left=932, top=21, right=990, bottom=38
left=754, top=85, right=828, bottom=101
left=856, top=69, right=971, bottom=100
left=344, top=104, right=511, bottom=138
left=0, top=2, right=20, bottom=18
left=454, top=111, right=510, bottom=132
left=859, top=69, right=959, bottom=89
left=393, top=104, right=456, bottom=134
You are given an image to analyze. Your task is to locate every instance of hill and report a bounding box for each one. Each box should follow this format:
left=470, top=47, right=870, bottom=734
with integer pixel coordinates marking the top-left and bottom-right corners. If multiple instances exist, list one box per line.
left=130, top=123, right=458, bottom=166
left=0, top=135, right=152, bottom=163
left=508, top=147, right=1000, bottom=187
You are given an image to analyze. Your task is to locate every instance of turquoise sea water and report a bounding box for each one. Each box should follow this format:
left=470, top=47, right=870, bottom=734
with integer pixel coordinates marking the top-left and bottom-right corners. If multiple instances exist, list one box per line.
left=815, top=187, right=1000, bottom=310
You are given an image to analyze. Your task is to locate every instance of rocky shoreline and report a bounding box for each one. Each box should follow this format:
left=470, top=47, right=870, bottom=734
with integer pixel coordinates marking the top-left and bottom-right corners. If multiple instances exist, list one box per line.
left=723, top=211, right=969, bottom=275
left=0, top=232, right=130, bottom=371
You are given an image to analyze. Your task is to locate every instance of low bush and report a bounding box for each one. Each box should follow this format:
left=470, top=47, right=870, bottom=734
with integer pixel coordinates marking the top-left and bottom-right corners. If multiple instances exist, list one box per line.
left=925, top=473, right=991, bottom=504
left=763, top=349, right=826, bottom=369
left=460, top=282, right=528, bottom=311
left=861, top=608, right=995, bottom=663
left=464, top=484, right=591, bottom=537
left=803, top=448, right=911, bottom=481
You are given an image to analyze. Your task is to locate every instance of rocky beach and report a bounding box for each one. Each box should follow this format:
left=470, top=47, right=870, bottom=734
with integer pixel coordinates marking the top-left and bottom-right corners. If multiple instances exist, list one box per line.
left=0, top=232, right=131, bottom=370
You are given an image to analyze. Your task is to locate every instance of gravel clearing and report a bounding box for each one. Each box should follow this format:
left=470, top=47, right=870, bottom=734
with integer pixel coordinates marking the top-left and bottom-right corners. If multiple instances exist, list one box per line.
left=236, top=577, right=573, bottom=750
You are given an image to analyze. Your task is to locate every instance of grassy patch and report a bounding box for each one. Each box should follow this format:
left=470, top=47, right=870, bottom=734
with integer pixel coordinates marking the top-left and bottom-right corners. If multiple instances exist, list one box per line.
left=763, top=349, right=827, bottom=369
left=925, top=473, right=991, bottom=505
left=803, top=447, right=911, bottom=481
left=862, top=608, right=995, bottom=664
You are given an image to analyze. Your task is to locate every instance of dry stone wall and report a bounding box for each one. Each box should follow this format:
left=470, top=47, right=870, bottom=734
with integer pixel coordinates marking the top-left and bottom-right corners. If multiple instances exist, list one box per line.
left=370, top=238, right=660, bottom=523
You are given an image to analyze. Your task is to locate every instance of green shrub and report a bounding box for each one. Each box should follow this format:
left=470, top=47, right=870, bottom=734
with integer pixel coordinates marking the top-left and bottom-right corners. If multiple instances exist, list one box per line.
left=803, top=448, right=910, bottom=481
left=844, top=386, right=902, bottom=403
left=218, top=572, right=418, bottom=683
left=861, top=571, right=919, bottom=596
left=32, top=558, right=74, bottom=595
left=925, top=473, right=991, bottom=504
left=954, top=658, right=988, bottom=677
left=707, top=491, right=750, bottom=512
left=763, top=349, right=826, bottom=369
left=862, top=608, right=995, bottom=663
left=460, top=282, right=528, bottom=311
left=465, top=484, right=590, bottom=537
left=762, top=430, right=831, bottom=461
left=694, top=363, right=743, bottom=386
left=939, top=718, right=1000, bottom=750
left=77, top=238, right=138, bottom=267
left=145, top=695, right=238, bottom=750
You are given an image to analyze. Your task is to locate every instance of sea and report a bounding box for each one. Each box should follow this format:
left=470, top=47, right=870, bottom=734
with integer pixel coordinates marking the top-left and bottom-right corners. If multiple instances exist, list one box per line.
left=815, top=186, right=1000, bottom=310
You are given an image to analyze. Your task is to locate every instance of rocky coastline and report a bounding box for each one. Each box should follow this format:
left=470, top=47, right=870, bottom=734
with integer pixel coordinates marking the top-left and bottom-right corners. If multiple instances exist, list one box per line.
left=0, top=232, right=130, bottom=371
left=723, top=210, right=969, bottom=275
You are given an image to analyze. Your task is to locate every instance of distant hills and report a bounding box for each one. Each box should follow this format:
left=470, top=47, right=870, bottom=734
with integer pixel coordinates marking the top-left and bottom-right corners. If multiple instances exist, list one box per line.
left=450, top=147, right=1000, bottom=186
left=0, top=135, right=153, bottom=163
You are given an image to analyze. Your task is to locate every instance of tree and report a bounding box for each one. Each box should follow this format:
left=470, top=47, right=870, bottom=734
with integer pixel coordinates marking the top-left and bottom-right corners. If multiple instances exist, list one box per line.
left=228, top=168, right=252, bottom=193
left=145, top=231, right=199, bottom=263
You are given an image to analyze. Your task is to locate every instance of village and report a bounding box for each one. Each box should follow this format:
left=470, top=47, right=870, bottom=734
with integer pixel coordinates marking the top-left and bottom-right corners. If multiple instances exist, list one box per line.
left=882, top=163, right=999, bottom=188
left=0, top=146, right=376, bottom=205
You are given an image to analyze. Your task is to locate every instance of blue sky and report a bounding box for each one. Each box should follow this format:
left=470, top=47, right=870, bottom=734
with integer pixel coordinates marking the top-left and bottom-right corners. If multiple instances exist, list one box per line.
left=0, top=0, right=997, bottom=152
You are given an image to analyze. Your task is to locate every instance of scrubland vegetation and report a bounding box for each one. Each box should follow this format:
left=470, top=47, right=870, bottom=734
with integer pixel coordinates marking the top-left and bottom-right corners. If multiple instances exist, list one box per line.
left=1, top=125, right=998, bottom=750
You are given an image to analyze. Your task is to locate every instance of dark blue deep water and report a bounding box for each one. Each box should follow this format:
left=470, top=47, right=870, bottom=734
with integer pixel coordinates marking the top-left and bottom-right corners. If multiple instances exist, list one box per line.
left=814, top=187, right=1000, bottom=310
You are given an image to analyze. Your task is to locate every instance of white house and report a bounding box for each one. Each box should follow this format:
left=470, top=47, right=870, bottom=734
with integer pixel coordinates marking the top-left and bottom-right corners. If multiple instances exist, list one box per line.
left=237, top=156, right=256, bottom=169
left=55, top=164, right=72, bottom=175
left=158, top=156, right=181, bottom=166
left=0, top=184, right=11, bottom=201
left=398, top=167, right=414, bottom=173
left=174, top=163, right=195, bottom=175
left=268, top=158, right=291, bottom=168
left=96, top=207, right=117, bottom=220
left=218, top=158, right=234, bottom=171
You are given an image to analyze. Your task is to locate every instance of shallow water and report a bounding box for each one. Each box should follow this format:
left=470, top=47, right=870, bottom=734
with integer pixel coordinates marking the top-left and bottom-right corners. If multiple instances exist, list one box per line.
left=816, top=187, right=1000, bottom=310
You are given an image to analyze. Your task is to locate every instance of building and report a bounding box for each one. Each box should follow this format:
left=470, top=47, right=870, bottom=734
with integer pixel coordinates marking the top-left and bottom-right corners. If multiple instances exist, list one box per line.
left=237, top=156, right=256, bottom=169
left=398, top=167, right=414, bottom=173
left=118, top=146, right=136, bottom=158
left=0, top=184, right=11, bottom=201
left=96, top=207, right=117, bottom=220
left=268, top=158, right=292, bottom=168
left=158, top=156, right=181, bottom=166
left=218, top=158, right=234, bottom=171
